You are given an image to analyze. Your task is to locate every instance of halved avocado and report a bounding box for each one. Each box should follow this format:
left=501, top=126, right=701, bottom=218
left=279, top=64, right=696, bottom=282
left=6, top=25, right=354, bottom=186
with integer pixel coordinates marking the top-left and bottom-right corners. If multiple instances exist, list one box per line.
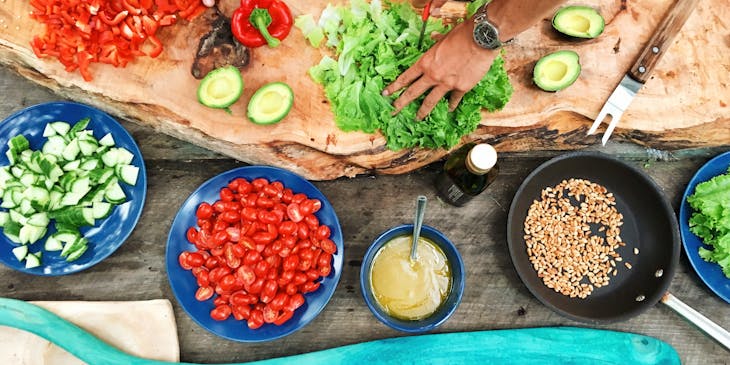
left=533, top=50, right=581, bottom=92
left=197, top=66, right=244, bottom=109
left=552, top=6, right=605, bottom=39
left=247, top=82, right=294, bottom=125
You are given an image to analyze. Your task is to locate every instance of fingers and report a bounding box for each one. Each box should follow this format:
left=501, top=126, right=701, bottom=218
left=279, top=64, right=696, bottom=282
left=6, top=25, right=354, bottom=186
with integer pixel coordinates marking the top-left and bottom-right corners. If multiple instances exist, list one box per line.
left=392, top=77, right=435, bottom=114
left=430, top=0, right=449, bottom=15
left=417, top=86, right=449, bottom=120
left=448, top=91, right=466, bottom=111
left=383, top=65, right=423, bottom=97
left=430, top=31, right=445, bottom=42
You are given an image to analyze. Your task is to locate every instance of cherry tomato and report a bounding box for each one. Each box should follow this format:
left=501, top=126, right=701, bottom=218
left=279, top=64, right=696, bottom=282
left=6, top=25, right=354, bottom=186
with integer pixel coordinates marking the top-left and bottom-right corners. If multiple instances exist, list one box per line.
left=293, top=272, right=308, bottom=286
left=232, top=305, right=250, bottom=320
left=274, top=310, right=294, bottom=326
left=304, top=214, right=319, bottom=228
left=240, top=236, right=256, bottom=250
left=178, top=252, right=193, bottom=270
left=196, top=202, right=213, bottom=219
left=213, top=295, right=229, bottom=308
left=254, top=260, right=270, bottom=278
left=286, top=293, right=305, bottom=311
left=285, top=283, right=298, bottom=296
left=286, top=203, right=303, bottom=222
left=260, top=279, right=278, bottom=303
left=318, top=264, right=331, bottom=277
left=302, top=281, right=320, bottom=293
left=297, top=222, right=309, bottom=239
left=196, top=270, right=210, bottom=287
left=252, top=231, right=276, bottom=245
left=318, top=252, right=332, bottom=268
left=320, top=238, right=337, bottom=254
left=292, top=193, right=307, bottom=204
left=186, top=227, right=198, bottom=243
left=270, top=181, right=284, bottom=192
left=300, top=199, right=314, bottom=216
left=218, top=274, right=238, bottom=292
left=244, top=250, right=262, bottom=266
left=236, top=265, right=256, bottom=286
left=247, top=309, right=264, bottom=329
left=187, top=252, right=205, bottom=268
left=252, top=178, right=268, bottom=191
left=195, top=286, right=214, bottom=301
left=315, top=225, right=331, bottom=240
left=220, top=210, right=240, bottom=223
left=220, top=187, right=235, bottom=202
left=281, top=189, right=294, bottom=203
left=246, top=277, right=265, bottom=294
left=311, top=199, right=321, bottom=213
left=282, top=255, right=299, bottom=272
left=213, top=201, right=226, bottom=213
left=209, top=267, right=229, bottom=284
left=278, top=271, right=294, bottom=286
left=270, top=292, right=289, bottom=311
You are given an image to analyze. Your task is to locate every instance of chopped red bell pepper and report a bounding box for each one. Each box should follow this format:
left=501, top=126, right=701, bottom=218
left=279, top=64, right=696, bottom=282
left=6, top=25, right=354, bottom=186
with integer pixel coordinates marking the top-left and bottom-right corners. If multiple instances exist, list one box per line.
left=28, top=0, right=207, bottom=81
left=231, top=0, right=292, bottom=48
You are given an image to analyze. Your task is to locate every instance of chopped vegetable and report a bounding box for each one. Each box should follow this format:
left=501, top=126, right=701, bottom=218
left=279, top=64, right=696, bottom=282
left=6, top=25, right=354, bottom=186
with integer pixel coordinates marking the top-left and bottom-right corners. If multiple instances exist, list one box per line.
left=29, top=0, right=207, bottom=81
left=197, top=66, right=245, bottom=111
left=231, top=0, right=293, bottom=48
left=247, top=82, right=294, bottom=125
left=306, top=0, right=513, bottom=150
left=294, top=14, right=325, bottom=48
left=687, top=167, right=730, bottom=277
left=0, top=118, right=140, bottom=267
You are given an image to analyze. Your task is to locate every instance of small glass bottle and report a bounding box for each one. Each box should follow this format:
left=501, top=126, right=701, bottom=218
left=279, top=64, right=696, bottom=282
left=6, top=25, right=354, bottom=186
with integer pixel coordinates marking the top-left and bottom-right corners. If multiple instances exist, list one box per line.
left=435, top=143, right=499, bottom=207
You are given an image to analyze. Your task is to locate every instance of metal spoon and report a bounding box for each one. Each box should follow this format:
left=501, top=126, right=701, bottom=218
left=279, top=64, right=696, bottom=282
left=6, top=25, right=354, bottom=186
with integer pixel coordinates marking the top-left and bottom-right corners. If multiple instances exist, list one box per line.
left=410, top=195, right=428, bottom=262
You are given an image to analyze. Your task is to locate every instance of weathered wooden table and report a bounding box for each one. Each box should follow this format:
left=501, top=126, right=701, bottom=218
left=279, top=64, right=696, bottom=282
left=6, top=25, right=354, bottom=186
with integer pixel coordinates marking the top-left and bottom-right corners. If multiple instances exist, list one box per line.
left=0, top=66, right=729, bottom=364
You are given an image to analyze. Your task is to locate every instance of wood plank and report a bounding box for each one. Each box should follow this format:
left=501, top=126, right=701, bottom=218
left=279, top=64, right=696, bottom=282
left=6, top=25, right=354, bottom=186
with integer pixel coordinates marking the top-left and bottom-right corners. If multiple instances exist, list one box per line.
left=0, top=0, right=728, bottom=180
left=0, top=125, right=728, bottom=364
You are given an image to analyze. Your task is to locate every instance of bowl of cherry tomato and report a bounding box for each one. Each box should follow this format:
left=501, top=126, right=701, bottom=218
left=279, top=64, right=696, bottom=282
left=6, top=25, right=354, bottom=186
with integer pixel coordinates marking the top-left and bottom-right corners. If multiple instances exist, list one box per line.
left=165, top=166, right=344, bottom=342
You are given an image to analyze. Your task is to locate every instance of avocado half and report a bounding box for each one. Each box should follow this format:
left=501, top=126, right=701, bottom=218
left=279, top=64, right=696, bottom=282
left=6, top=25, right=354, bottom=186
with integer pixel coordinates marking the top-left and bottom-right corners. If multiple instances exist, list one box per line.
left=247, top=82, right=294, bottom=125
left=197, top=66, right=244, bottom=109
left=552, top=6, right=605, bottom=39
left=533, top=50, right=581, bottom=92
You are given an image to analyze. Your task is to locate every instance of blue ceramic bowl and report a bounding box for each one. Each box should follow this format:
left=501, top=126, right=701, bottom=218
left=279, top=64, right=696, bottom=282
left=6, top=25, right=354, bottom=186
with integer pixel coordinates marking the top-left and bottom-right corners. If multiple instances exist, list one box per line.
left=0, top=101, right=146, bottom=275
left=360, top=224, right=465, bottom=333
left=166, top=166, right=344, bottom=342
left=679, top=150, right=730, bottom=303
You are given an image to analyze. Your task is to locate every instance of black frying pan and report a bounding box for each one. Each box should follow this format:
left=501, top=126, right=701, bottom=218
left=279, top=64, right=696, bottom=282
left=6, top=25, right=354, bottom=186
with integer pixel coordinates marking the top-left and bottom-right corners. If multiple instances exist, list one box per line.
left=507, top=151, right=679, bottom=322
left=507, top=152, right=730, bottom=348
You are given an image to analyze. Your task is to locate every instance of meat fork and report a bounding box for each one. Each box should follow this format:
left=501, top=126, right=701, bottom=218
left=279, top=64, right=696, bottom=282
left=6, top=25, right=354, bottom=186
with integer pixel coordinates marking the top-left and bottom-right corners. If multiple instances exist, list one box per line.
left=587, top=0, right=699, bottom=145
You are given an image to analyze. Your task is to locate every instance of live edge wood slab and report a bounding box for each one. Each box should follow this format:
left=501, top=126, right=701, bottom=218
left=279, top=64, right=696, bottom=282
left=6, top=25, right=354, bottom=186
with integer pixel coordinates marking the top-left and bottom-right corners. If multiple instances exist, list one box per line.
left=0, top=0, right=728, bottom=180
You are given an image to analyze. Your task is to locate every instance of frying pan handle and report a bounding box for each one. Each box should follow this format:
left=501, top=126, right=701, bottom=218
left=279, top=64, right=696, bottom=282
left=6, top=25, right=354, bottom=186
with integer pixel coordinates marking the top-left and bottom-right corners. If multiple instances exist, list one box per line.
left=661, top=292, right=730, bottom=351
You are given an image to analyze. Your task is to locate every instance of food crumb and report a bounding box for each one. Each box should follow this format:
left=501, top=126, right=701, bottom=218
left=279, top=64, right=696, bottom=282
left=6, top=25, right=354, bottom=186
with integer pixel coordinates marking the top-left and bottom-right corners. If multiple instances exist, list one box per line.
left=517, top=306, right=527, bottom=316
left=625, top=262, right=633, bottom=269
left=634, top=248, right=639, bottom=255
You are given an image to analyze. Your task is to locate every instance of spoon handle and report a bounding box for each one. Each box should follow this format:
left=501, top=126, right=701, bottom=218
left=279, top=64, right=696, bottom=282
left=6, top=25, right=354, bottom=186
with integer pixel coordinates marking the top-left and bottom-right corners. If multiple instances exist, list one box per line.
left=410, top=196, right=428, bottom=261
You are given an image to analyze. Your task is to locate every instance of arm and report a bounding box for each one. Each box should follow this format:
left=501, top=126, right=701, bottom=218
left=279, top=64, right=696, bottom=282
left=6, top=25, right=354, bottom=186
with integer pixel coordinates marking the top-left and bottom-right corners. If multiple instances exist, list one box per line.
left=387, top=0, right=567, bottom=120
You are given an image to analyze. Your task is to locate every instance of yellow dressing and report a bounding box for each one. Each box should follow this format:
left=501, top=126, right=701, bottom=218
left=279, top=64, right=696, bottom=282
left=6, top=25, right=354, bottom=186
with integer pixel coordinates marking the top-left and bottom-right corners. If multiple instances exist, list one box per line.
left=370, top=236, right=451, bottom=320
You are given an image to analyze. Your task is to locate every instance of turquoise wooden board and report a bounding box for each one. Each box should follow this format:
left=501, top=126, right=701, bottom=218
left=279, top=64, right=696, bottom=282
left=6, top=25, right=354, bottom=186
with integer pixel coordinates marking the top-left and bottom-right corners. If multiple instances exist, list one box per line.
left=0, top=298, right=679, bottom=365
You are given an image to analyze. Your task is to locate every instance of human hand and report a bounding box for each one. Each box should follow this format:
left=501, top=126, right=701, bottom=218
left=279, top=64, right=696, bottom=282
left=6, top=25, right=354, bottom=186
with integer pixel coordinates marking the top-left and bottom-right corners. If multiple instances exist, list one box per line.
left=382, top=21, right=497, bottom=120
left=411, top=0, right=449, bottom=16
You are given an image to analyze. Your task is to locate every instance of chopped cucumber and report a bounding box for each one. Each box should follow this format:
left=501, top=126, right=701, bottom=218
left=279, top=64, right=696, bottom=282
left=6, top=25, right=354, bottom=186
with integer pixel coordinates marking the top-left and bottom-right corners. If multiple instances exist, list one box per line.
left=0, top=118, right=141, bottom=267
left=50, top=122, right=71, bottom=136
left=44, top=235, right=63, bottom=251
left=98, top=133, right=115, bottom=146
left=24, top=252, right=41, bottom=268
left=12, top=245, right=28, bottom=261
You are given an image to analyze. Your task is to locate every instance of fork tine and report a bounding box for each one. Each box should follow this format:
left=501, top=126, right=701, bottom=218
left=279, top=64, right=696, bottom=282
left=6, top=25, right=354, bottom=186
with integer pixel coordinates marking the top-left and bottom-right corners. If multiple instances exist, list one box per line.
left=587, top=108, right=609, bottom=136
left=601, top=111, right=623, bottom=146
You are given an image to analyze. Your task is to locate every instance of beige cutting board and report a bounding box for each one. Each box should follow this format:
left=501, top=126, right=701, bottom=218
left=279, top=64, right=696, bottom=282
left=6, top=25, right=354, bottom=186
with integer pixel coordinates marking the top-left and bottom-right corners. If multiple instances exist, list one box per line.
left=0, top=300, right=179, bottom=365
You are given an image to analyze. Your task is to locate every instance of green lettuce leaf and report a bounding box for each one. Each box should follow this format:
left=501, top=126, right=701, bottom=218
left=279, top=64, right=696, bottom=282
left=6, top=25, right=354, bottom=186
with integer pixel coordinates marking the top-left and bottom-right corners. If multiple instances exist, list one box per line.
left=305, top=0, right=513, bottom=150
left=687, top=166, right=730, bottom=277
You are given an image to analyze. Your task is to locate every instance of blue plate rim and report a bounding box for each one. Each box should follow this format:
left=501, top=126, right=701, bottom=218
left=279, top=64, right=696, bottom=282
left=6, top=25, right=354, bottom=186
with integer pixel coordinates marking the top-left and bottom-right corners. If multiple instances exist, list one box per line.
left=165, top=165, right=344, bottom=342
left=0, top=101, right=147, bottom=276
left=679, top=150, right=730, bottom=303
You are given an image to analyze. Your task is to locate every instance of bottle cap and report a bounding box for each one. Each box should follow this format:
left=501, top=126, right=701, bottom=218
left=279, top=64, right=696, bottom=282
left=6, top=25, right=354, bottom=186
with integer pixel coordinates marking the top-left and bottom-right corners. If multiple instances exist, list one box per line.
left=466, top=144, right=498, bottom=175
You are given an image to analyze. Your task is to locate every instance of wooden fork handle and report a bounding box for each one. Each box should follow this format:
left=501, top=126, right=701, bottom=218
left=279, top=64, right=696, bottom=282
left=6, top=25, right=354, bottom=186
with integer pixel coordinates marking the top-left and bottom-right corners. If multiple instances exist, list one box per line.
left=628, top=0, right=700, bottom=84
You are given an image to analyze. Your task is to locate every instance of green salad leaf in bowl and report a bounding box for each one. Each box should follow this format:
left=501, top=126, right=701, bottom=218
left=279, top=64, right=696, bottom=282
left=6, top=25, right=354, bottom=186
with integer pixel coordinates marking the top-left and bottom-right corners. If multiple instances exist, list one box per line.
left=687, top=167, right=730, bottom=277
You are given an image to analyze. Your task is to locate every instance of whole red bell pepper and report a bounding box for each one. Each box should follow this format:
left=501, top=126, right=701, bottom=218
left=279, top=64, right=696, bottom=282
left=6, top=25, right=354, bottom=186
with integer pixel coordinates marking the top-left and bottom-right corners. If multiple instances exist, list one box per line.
left=231, top=0, right=293, bottom=48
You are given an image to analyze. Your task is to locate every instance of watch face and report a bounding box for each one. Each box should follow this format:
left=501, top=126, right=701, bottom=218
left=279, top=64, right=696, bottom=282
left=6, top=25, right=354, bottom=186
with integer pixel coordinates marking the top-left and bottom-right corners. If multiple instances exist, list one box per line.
left=474, top=22, right=501, bottom=49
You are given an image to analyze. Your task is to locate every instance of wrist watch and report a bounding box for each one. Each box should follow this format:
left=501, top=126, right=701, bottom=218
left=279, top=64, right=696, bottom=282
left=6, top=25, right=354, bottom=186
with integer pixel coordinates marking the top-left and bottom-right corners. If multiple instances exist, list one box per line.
left=472, top=5, right=508, bottom=49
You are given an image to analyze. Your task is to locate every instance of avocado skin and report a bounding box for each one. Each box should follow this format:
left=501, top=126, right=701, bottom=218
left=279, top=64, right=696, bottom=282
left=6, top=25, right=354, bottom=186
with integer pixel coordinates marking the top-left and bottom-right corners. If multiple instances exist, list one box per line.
left=552, top=6, right=605, bottom=39
left=532, top=50, right=581, bottom=92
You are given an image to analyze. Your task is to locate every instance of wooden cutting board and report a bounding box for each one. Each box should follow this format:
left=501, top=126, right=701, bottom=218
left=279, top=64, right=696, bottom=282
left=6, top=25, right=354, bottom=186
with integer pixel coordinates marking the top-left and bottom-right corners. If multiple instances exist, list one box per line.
left=0, top=300, right=179, bottom=365
left=0, top=0, right=727, bottom=180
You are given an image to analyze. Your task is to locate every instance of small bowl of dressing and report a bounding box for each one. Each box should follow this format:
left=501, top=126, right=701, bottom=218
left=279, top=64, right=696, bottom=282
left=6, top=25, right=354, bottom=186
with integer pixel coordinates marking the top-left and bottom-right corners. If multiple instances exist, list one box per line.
left=360, top=224, right=465, bottom=333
